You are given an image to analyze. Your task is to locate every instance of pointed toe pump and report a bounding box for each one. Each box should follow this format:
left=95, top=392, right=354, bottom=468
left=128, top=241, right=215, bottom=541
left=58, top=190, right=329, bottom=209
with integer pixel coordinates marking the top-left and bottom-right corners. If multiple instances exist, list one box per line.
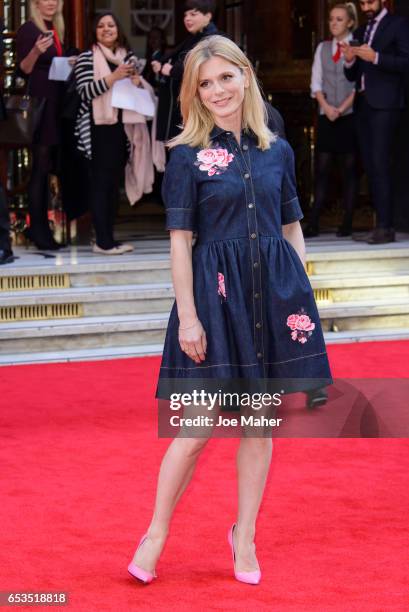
left=128, top=534, right=157, bottom=584
left=228, top=524, right=261, bottom=585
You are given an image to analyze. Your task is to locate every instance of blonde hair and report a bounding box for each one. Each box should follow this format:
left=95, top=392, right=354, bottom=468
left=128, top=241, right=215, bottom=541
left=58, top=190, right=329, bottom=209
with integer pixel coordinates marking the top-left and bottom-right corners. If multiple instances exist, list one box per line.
left=169, top=35, right=276, bottom=151
left=29, top=0, right=65, bottom=41
left=330, top=2, right=358, bottom=31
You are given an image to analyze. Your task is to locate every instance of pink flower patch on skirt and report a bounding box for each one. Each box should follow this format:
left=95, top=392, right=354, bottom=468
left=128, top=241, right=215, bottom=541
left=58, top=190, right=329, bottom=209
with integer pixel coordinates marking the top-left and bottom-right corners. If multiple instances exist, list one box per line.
left=218, top=272, right=227, bottom=300
left=286, top=308, right=315, bottom=344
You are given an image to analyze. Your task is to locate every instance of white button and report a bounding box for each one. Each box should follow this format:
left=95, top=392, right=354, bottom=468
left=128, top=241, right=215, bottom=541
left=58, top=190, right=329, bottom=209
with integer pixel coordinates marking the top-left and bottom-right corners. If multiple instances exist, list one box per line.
left=243, top=144, right=249, bottom=151
left=248, top=203, right=254, bottom=209
left=244, top=173, right=250, bottom=179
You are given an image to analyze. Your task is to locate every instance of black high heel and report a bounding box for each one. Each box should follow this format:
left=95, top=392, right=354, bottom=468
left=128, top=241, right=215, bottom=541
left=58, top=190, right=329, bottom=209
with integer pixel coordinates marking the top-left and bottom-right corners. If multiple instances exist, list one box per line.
left=24, top=228, right=64, bottom=251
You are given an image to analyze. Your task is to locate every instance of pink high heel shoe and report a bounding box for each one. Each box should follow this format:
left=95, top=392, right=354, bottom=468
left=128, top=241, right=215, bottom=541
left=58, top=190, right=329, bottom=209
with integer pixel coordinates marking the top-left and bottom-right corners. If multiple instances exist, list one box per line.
left=228, top=524, right=261, bottom=585
left=128, top=534, right=157, bottom=584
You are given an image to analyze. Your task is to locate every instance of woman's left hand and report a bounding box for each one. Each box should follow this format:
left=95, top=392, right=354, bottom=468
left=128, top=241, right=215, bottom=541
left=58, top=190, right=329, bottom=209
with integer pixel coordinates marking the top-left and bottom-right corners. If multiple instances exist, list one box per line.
left=68, top=56, right=78, bottom=66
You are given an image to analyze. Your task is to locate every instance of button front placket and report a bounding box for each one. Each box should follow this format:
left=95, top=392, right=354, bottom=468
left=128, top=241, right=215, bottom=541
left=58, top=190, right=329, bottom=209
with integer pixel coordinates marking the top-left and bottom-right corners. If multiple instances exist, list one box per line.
left=227, top=133, right=265, bottom=371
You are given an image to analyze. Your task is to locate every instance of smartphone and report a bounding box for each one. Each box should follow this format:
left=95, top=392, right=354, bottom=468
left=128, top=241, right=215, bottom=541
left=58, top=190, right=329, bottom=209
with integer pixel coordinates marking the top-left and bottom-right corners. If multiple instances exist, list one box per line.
left=42, top=30, right=54, bottom=39
left=350, top=39, right=361, bottom=47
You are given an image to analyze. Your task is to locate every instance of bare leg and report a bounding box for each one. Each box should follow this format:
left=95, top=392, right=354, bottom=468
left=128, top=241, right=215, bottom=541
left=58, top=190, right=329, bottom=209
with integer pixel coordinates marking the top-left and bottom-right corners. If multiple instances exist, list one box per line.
left=233, top=438, right=273, bottom=572
left=132, top=435, right=210, bottom=572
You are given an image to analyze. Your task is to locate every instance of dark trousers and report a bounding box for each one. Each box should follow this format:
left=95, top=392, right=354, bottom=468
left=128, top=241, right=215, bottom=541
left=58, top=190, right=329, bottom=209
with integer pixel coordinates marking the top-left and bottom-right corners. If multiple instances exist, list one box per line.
left=311, top=152, right=359, bottom=229
left=89, top=123, right=127, bottom=250
left=0, top=179, right=11, bottom=251
left=28, top=144, right=57, bottom=241
left=355, top=94, right=400, bottom=229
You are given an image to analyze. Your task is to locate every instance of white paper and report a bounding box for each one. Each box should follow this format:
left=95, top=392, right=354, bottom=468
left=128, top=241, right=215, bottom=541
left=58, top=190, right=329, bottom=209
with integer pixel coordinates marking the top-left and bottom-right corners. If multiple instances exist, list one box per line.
left=111, top=79, right=155, bottom=118
left=48, top=57, right=73, bottom=81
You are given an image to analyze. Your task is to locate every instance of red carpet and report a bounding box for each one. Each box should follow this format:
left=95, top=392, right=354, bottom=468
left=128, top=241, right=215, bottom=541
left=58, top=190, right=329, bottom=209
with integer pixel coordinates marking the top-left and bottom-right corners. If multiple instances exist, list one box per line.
left=1, top=341, right=408, bottom=611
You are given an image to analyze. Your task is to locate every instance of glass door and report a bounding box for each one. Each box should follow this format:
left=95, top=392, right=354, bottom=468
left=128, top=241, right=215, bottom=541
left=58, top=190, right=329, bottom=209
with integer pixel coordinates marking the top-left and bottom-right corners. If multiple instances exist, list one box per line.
left=0, top=0, right=31, bottom=238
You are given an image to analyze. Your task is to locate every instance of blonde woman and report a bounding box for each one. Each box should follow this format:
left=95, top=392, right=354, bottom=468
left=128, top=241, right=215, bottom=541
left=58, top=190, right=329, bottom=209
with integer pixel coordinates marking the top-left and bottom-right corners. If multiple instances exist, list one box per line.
left=17, top=0, right=65, bottom=250
left=306, top=2, right=359, bottom=238
left=128, top=36, right=332, bottom=586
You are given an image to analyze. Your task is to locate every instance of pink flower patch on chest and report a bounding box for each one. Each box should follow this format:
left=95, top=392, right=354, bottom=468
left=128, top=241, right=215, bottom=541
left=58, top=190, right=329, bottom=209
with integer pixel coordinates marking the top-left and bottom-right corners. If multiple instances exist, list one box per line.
left=195, top=148, right=234, bottom=177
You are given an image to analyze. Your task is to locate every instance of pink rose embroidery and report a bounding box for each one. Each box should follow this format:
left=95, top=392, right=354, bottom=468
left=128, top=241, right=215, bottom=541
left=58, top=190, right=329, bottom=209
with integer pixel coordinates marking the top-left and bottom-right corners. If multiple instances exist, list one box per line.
left=218, top=272, right=227, bottom=301
left=286, top=309, right=315, bottom=344
left=195, top=147, right=234, bottom=177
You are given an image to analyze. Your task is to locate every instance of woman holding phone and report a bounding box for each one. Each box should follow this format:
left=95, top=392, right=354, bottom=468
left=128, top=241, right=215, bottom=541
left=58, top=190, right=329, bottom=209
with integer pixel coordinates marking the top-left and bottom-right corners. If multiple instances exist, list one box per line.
left=17, top=0, right=66, bottom=250
left=153, top=0, right=221, bottom=143
left=74, top=12, right=155, bottom=255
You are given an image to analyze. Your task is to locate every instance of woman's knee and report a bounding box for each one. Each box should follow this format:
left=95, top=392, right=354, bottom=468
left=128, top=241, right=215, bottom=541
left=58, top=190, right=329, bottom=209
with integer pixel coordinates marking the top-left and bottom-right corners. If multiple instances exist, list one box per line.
left=175, top=436, right=209, bottom=457
left=240, top=437, right=273, bottom=454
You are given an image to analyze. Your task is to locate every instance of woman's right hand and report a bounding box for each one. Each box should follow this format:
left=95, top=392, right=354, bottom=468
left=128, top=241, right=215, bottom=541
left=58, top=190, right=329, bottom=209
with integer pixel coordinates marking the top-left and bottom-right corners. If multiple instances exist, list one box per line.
left=112, top=62, right=136, bottom=82
left=106, top=62, right=137, bottom=87
left=34, top=34, right=54, bottom=56
left=178, top=319, right=207, bottom=364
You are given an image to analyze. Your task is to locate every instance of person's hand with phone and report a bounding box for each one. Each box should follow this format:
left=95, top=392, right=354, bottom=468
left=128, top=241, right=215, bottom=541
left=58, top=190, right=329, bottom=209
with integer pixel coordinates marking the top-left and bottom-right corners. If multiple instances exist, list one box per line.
left=105, top=62, right=135, bottom=88
left=34, top=32, right=54, bottom=56
left=340, top=41, right=357, bottom=63
left=354, top=44, right=377, bottom=63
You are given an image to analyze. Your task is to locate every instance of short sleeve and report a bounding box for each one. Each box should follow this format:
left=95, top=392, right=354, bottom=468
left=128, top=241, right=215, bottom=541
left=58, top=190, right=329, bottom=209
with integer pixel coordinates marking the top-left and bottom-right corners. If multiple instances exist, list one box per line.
left=281, top=141, right=304, bottom=225
left=16, top=22, right=38, bottom=66
left=162, top=146, right=198, bottom=232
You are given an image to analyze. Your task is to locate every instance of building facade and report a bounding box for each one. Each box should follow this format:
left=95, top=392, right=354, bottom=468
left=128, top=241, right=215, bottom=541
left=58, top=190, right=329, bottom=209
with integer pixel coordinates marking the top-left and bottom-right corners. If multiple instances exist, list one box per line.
left=1, top=0, right=408, bottom=229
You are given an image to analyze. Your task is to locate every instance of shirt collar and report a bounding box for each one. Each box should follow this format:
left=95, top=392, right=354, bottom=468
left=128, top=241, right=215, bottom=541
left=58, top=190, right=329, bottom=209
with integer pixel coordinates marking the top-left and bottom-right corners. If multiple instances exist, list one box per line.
left=210, top=125, right=254, bottom=140
left=374, top=7, right=388, bottom=24
left=210, top=125, right=229, bottom=139
left=332, top=33, right=352, bottom=51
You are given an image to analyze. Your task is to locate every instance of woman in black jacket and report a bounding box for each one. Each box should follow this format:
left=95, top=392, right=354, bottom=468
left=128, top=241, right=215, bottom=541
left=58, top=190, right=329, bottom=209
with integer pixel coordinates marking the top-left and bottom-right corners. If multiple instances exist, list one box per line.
left=153, top=0, right=219, bottom=142
left=16, top=0, right=68, bottom=250
left=0, top=19, right=14, bottom=265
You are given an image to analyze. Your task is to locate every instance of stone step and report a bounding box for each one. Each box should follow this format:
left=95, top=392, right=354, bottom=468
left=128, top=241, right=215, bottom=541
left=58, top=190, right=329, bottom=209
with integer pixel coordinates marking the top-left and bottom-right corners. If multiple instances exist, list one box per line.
left=310, top=272, right=409, bottom=301
left=0, top=283, right=175, bottom=316
left=0, top=343, right=165, bottom=366
left=306, top=245, right=409, bottom=275
left=0, top=313, right=169, bottom=355
left=0, top=254, right=172, bottom=288
left=1, top=272, right=408, bottom=320
left=2, top=243, right=409, bottom=290
left=1, top=299, right=409, bottom=355
left=1, top=328, right=409, bottom=366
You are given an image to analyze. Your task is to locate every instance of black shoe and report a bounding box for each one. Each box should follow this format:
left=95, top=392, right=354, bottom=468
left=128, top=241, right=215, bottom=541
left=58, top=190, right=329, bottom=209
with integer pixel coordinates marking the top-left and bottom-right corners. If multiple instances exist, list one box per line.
left=303, top=225, right=320, bottom=238
left=24, top=228, right=63, bottom=250
left=336, top=226, right=352, bottom=237
left=366, top=228, right=396, bottom=245
left=0, top=249, right=14, bottom=265
left=34, top=239, right=62, bottom=251
left=306, top=387, right=328, bottom=410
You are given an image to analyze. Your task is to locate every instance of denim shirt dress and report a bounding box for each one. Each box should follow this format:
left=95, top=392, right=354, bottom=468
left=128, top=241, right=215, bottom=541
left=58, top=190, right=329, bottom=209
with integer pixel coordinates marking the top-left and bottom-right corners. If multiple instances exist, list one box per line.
left=156, top=126, right=332, bottom=397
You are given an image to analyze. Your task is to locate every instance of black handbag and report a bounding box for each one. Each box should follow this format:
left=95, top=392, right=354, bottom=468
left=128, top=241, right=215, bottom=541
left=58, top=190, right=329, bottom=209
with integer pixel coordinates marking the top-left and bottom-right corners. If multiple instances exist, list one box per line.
left=0, top=93, right=46, bottom=146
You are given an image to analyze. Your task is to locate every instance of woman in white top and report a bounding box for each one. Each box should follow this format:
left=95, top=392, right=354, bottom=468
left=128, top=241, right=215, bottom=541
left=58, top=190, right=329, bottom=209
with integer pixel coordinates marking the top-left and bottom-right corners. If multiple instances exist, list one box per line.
left=305, top=2, right=359, bottom=238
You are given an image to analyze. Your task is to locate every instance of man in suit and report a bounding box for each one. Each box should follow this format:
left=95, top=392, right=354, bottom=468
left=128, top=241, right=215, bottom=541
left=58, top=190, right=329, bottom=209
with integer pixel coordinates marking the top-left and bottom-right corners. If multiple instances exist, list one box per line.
left=0, top=18, right=14, bottom=265
left=342, top=0, right=409, bottom=244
